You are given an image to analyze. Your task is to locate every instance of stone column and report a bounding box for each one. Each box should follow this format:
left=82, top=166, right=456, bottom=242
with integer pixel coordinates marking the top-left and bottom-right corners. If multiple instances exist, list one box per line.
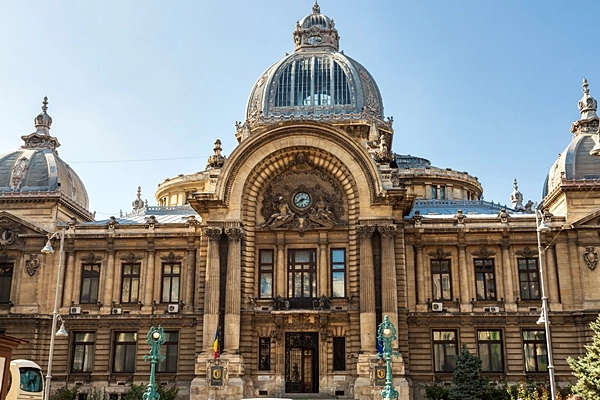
left=202, top=227, right=223, bottom=353
left=379, top=224, right=398, bottom=345
left=318, top=232, right=328, bottom=296
left=101, top=250, right=115, bottom=313
left=501, top=243, right=515, bottom=311
left=144, top=250, right=156, bottom=307
left=357, top=224, right=376, bottom=352
left=276, top=234, right=285, bottom=297
left=62, top=251, right=74, bottom=307
left=415, top=245, right=425, bottom=306
left=458, top=244, right=470, bottom=310
left=545, top=244, right=560, bottom=309
left=224, top=227, right=244, bottom=353
left=185, top=245, right=196, bottom=310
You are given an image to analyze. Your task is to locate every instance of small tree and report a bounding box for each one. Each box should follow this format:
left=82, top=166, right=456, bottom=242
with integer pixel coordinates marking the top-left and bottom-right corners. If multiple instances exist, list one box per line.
left=448, top=344, right=489, bottom=400
left=568, top=314, right=600, bottom=399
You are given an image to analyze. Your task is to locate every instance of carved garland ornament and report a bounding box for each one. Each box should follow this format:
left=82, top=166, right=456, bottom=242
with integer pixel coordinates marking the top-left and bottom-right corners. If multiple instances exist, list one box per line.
left=515, top=247, right=538, bottom=258
left=470, top=246, right=496, bottom=258
left=428, top=248, right=451, bottom=259
left=81, top=253, right=103, bottom=263
left=160, top=252, right=183, bottom=262
left=120, top=252, right=143, bottom=263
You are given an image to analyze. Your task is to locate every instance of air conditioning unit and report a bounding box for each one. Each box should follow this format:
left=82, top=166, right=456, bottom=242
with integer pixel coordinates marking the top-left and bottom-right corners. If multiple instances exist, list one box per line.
left=112, top=308, right=122, bottom=315
left=431, top=302, right=443, bottom=312
left=70, top=306, right=82, bottom=315
left=167, top=304, right=179, bottom=313
left=486, top=306, right=500, bottom=313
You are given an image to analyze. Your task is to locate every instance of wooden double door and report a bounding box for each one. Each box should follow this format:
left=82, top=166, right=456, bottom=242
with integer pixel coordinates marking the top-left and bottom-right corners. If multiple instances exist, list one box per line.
left=285, top=332, right=319, bottom=393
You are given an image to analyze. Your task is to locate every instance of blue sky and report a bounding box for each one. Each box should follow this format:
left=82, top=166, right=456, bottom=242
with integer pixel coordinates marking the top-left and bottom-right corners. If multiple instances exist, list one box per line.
left=1, top=1, right=597, bottom=218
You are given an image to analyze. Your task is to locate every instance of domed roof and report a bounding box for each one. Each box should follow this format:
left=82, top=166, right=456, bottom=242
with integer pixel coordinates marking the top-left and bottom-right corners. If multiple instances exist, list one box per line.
left=0, top=97, right=90, bottom=210
left=543, top=79, right=600, bottom=198
left=245, top=4, right=384, bottom=125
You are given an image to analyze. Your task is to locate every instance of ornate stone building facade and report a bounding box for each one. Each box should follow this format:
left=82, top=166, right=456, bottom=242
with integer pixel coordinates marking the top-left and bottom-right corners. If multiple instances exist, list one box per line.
left=2, top=5, right=600, bottom=400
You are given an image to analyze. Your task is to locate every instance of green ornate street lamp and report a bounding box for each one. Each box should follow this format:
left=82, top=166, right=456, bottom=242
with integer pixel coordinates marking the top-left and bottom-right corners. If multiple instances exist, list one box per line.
left=143, top=326, right=166, bottom=400
left=377, top=315, right=399, bottom=400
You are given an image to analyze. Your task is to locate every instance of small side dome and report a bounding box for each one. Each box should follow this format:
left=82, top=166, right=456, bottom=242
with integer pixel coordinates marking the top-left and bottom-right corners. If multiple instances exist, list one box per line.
left=0, top=98, right=90, bottom=210
left=544, top=79, right=600, bottom=198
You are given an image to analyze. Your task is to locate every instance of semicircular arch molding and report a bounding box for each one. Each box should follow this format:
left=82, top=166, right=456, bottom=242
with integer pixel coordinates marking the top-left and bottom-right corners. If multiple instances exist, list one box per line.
left=215, top=122, right=383, bottom=217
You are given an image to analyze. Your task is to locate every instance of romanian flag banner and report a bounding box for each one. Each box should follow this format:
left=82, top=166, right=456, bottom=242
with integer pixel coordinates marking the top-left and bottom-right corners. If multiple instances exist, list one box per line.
left=213, top=328, right=219, bottom=359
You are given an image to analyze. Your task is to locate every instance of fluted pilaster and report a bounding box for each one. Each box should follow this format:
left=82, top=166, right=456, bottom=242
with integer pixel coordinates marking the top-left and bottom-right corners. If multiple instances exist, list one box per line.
left=202, top=226, right=223, bottom=352
left=224, top=226, right=244, bottom=353
left=357, top=224, right=376, bottom=351
left=379, top=224, right=398, bottom=345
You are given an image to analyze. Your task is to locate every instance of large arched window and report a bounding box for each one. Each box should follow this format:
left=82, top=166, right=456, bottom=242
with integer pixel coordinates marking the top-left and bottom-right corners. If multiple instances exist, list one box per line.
left=274, top=56, right=351, bottom=110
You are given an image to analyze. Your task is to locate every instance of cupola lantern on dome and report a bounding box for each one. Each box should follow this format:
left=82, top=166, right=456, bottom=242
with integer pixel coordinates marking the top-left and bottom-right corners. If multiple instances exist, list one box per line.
left=571, top=78, right=599, bottom=135
left=293, top=1, right=339, bottom=51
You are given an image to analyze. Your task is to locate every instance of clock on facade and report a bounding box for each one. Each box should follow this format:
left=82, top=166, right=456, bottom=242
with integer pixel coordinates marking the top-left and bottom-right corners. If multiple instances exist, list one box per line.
left=293, top=192, right=311, bottom=209
left=306, top=35, right=322, bottom=45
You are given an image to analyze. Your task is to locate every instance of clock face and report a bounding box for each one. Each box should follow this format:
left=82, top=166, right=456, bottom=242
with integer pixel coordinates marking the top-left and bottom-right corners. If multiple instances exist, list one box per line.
left=293, top=192, right=311, bottom=209
left=307, top=35, right=322, bottom=45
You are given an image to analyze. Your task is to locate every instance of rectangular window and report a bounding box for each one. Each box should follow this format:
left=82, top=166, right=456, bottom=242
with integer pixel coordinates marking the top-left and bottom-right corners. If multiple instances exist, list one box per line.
left=121, top=263, right=140, bottom=304
left=161, top=263, right=180, bottom=303
left=80, top=264, right=100, bottom=304
left=431, top=259, right=452, bottom=301
left=474, top=259, right=496, bottom=300
left=439, top=186, right=446, bottom=200
left=333, top=337, right=346, bottom=371
left=0, top=263, right=13, bottom=303
left=523, top=330, right=548, bottom=372
left=518, top=258, right=540, bottom=300
left=113, top=332, right=137, bottom=373
left=157, top=331, right=178, bottom=373
left=71, top=332, right=95, bottom=373
left=433, top=330, right=457, bottom=372
left=288, top=249, right=317, bottom=298
left=259, top=250, right=274, bottom=299
left=331, top=249, right=346, bottom=298
left=432, top=186, right=438, bottom=199
left=258, top=337, right=271, bottom=371
left=478, top=330, right=503, bottom=372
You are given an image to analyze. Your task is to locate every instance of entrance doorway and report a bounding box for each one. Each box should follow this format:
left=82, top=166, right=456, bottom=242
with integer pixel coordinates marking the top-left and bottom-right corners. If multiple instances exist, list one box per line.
left=285, top=332, right=319, bottom=393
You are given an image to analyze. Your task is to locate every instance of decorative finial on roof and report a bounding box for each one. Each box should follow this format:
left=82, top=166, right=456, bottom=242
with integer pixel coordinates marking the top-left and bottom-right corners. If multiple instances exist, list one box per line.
left=313, top=1, right=320, bottom=14
left=207, top=139, right=226, bottom=169
left=132, top=186, right=145, bottom=210
left=578, top=77, right=597, bottom=119
left=571, top=78, right=599, bottom=134
left=34, top=96, right=53, bottom=135
left=510, top=178, right=526, bottom=212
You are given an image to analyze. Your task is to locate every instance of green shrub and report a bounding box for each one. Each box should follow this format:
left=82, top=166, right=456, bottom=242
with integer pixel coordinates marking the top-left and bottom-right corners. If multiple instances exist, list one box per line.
left=49, top=386, right=79, bottom=400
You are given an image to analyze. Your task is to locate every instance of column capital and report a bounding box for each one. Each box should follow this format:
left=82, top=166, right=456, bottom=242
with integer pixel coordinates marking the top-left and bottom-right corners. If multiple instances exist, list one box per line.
left=203, top=227, right=223, bottom=241
left=225, top=227, right=245, bottom=241
left=357, top=224, right=376, bottom=239
left=378, top=224, right=397, bottom=238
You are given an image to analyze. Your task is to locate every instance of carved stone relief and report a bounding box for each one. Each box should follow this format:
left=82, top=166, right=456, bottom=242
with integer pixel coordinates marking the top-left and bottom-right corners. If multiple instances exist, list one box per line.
left=515, top=247, right=538, bottom=258
left=584, top=246, right=598, bottom=270
left=160, top=252, right=184, bottom=262
left=25, top=255, right=39, bottom=276
left=260, top=153, right=345, bottom=232
left=428, top=248, right=451, bottom=259
left=471, top=246, right=496, bottom=258
left=120, top=252, right=143, bottom=263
